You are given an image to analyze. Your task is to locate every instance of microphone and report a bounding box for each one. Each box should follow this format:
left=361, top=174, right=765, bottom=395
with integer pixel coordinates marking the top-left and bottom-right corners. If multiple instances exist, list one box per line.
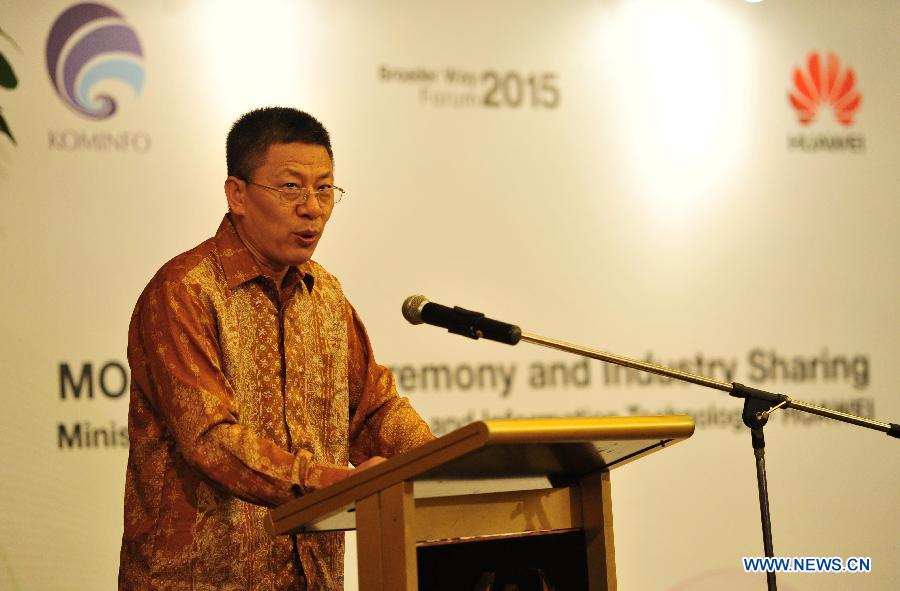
left=401, top=295, right=522, bottom=345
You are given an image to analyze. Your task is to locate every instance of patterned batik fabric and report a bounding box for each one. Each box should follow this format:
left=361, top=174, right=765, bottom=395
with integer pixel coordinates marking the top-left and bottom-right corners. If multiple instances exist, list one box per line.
left=118, top=215, right=434, bottom=591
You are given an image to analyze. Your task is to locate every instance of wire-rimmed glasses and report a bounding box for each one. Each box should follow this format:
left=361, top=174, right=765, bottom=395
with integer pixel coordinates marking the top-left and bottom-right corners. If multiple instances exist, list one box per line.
left=246, top=181, right=345, bottom=206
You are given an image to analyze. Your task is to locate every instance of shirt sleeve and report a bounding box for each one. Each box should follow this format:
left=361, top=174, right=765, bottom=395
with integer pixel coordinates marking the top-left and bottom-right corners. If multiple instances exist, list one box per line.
left=132, top=277, right=350, bottom=508
left=345, top=302, right=436, bottom=466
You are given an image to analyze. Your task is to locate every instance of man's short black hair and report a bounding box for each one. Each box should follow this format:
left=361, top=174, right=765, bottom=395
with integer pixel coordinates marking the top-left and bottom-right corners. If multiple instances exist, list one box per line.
left=226, top=107, right=333, bottom=180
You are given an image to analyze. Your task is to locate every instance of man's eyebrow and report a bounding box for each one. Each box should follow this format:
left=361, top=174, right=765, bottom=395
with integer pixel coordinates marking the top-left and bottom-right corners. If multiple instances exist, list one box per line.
left=274, top=166, right=333, bottom=179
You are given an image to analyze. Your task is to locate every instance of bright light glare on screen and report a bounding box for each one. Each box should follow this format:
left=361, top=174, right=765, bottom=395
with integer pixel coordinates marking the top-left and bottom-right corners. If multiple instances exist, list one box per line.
left=593, top=0, right=756, bottom=218
left=192, top=1, right=323, bottom=119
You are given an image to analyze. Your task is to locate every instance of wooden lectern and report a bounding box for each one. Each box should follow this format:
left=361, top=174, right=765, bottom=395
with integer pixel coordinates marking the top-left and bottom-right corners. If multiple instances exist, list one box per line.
left=266, top=416, right=694, bottom=591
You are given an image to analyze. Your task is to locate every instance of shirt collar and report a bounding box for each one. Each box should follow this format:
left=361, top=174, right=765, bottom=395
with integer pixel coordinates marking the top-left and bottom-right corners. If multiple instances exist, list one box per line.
left=215, top=214, right=315, bottom=292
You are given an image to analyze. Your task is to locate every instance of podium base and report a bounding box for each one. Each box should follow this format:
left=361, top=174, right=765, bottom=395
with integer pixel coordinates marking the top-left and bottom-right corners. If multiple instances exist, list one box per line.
left=417, top=529, right=589, bottom=591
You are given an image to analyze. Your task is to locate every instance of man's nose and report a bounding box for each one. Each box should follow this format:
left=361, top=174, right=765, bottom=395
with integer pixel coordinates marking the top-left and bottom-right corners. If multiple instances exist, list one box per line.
left=296, top=190, right=324, bottom=217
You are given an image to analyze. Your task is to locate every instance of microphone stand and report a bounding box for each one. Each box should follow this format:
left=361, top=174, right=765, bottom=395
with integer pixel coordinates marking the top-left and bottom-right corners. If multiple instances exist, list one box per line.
left=512, top=331, right=900, bottom=591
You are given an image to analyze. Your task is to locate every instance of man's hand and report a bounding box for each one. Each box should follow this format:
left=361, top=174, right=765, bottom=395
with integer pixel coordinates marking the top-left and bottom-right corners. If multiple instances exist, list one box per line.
left=309, top=456, right=388, bottom=491
left=354, top=456, right=387, bottom=472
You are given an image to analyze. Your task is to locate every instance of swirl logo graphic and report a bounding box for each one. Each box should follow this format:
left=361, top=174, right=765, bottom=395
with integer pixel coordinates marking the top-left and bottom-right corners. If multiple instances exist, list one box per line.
left=789, top=51, right=861, bottom=126
left=46, top=3, right=144, bottom=119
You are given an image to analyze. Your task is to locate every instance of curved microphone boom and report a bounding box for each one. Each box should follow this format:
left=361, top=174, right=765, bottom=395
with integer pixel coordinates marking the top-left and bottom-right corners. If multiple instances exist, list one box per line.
left=401, top=295, right=522, bottom=345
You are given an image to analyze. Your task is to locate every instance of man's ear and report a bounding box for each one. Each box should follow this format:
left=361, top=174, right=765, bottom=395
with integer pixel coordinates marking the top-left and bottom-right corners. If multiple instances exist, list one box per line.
left=224, top=176, right=247, bottom=215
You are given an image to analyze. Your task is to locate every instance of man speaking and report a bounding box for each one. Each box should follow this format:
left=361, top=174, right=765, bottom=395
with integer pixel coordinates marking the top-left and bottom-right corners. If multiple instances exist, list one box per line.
left=118, top=107, right=433, bottom=590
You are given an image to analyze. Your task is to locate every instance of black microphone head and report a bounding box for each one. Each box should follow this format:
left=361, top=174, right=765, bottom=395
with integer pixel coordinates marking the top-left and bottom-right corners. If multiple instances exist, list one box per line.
left=402, top=295, right=429, bottom=325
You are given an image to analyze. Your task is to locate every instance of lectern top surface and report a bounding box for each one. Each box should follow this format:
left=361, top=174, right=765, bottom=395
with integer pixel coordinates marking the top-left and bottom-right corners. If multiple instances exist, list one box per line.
left=266, top=415, right=694, bottom=536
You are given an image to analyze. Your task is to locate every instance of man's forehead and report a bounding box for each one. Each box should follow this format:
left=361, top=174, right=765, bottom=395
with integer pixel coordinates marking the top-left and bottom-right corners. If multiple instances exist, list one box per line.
left=263, top=142, right=332, bottom=169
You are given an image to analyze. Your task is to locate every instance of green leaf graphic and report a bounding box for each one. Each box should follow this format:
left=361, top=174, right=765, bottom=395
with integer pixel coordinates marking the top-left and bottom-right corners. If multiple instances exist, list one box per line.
left=0, top=111, right=15, bottom=145
left=0, top=26, right=19, bottom=150
left=0, top=26, right=21, bottom=52
left=0, top=52, right=18, bottom=89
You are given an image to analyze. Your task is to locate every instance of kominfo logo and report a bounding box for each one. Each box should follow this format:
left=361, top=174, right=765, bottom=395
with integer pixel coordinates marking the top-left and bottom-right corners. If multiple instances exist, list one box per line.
left=788, top=51, right=861, bottom=126
left=46, top=3, right=144, bottom=120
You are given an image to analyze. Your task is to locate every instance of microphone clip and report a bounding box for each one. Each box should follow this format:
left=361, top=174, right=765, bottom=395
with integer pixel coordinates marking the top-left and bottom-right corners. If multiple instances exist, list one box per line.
left=447, top=306, right=486, bottom=340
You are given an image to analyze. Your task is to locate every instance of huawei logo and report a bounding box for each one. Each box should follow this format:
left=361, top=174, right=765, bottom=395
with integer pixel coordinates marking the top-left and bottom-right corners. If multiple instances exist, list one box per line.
left=789, top=52, right=861, bottom=126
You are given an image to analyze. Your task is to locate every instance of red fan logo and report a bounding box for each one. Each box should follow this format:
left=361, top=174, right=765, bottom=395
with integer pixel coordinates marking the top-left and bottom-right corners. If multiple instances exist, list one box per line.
left=789, top=52, right=861, bottom=126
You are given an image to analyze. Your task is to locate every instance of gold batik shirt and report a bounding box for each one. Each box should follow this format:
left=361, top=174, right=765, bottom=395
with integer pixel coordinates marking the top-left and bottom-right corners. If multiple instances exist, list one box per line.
left=119, top=215, right=434, bottom=591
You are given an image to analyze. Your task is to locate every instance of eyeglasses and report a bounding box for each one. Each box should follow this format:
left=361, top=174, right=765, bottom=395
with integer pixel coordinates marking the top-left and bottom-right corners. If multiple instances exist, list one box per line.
left=246, top=181, right=345, bottom=206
